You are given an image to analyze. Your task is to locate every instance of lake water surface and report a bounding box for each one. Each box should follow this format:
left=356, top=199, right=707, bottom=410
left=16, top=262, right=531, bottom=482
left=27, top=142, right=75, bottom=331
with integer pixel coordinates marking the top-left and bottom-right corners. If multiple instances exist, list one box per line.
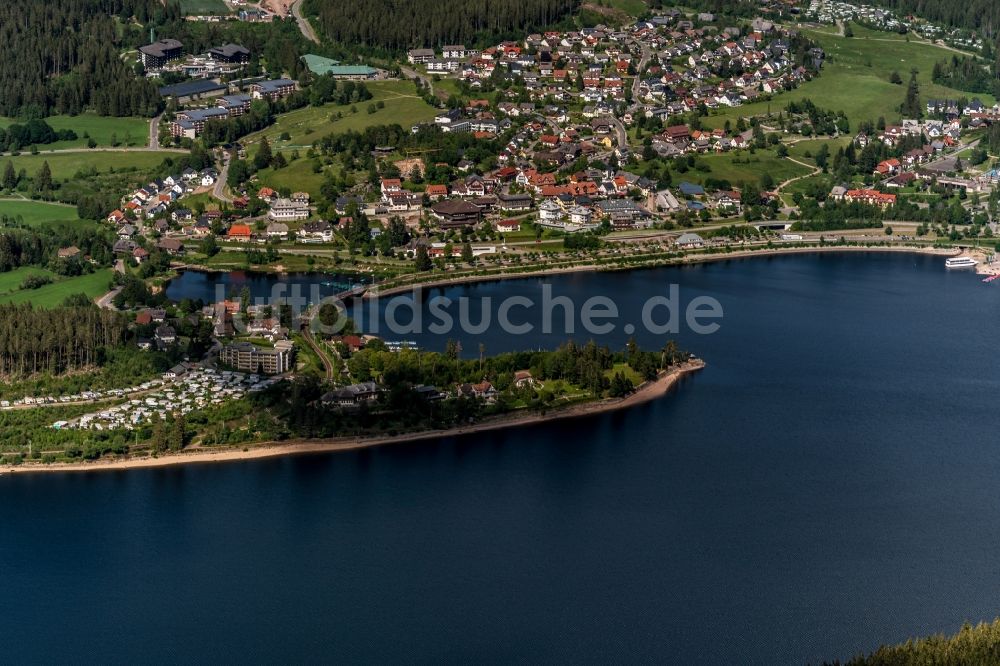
left=5, top=252, right=1000, bottom=664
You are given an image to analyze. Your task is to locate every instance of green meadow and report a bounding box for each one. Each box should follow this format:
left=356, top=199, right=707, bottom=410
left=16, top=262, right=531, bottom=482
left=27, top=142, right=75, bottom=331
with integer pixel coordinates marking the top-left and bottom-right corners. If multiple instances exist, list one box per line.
left=0, top=199, right=81, bottom=226
left=256, top=158, right=329, bottom=198
left=0, top=114, right=149, bottom=150
left=703, top=27, right=994, bottom=130
left=179, top=0, right=230, bottom=14
left=676, top=150, right=813, bottom=188
left=0, top=268, right=114, bottom=308
left=245, top=80, right=440, bottom=154
left=0, top=151, right=167, bottom=180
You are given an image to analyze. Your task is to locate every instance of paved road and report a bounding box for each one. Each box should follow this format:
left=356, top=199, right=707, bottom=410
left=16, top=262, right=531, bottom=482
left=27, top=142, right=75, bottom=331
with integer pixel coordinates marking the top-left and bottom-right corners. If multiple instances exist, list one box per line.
left=400, top=65, right=441, bottom=101
left=149, top=114, right=162, bottom=149
left=609, top=116, right=629, bottom=152
left=291, top=0, right=319, bottom=44
left=213, top=151, right=232, bottom=203
left=629, top=42, right=652, bottom=110
left=95, top=287, right=121, bottom=310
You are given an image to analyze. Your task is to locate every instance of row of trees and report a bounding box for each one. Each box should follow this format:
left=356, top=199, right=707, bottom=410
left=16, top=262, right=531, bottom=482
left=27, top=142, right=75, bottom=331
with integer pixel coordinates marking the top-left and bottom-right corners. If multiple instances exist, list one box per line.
left=0, top=119, right=77, bottom=153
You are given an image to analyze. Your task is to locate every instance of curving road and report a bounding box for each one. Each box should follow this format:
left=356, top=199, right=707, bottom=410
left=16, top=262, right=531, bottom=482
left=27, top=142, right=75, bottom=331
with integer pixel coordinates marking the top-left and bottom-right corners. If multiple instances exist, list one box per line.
left=291, top=0, right=319, bottom=44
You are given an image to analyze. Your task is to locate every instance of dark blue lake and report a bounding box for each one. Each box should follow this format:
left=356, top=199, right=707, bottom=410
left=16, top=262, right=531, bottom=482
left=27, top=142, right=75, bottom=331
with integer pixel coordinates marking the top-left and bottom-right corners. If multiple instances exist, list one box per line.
left=6, top=252, right=1000, bottom=664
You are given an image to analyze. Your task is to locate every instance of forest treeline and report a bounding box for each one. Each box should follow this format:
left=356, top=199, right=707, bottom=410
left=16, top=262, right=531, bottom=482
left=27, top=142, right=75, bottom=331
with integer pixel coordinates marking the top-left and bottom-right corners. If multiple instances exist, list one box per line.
left=0, top=0, right=163, bottom=118
left=303, top=0, right=580, bottom=51
left=0, top=304, right=127, bottom=377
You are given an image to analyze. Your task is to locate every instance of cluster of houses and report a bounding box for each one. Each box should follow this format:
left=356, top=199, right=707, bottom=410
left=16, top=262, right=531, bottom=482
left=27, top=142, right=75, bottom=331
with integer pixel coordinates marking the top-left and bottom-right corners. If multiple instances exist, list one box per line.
left=53, top=368, right=277, bottom=431
left=631, top=16, right=817, bottom=112
left=107, top=167, right=217, bottom=234
left=807, top=0, right=984, bottom=52
left=405, top=13, right=814, bottom=118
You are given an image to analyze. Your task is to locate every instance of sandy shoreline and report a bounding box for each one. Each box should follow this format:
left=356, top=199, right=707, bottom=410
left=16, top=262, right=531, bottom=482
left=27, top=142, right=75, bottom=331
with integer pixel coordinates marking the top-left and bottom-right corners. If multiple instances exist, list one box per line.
left=1, top=360, right=705, bottom=475
left=369, top=244, right=960, bottom=298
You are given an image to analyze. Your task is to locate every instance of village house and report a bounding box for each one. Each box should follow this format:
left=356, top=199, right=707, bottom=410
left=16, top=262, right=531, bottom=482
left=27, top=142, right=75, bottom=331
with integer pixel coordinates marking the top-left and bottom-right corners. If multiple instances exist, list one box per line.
left=268, top=198, right=310, bottom=221
left=226, top=224, right=253, bottom=242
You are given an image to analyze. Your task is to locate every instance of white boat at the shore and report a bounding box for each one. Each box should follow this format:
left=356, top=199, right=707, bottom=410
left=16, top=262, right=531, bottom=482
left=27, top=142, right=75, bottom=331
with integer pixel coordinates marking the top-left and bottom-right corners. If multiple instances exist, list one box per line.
left=945, top=256, right=978, bottom=269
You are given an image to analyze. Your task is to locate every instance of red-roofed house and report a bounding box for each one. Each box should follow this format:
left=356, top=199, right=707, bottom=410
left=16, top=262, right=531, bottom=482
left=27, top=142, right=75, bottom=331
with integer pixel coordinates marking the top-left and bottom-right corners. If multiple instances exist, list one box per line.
left=875, top=159, right=901, bottom=176
left=425, top=184, right=449, bottom=200
left=227, top=224, right=253, bottom=242
left=845, top=189, right=896, bottom=209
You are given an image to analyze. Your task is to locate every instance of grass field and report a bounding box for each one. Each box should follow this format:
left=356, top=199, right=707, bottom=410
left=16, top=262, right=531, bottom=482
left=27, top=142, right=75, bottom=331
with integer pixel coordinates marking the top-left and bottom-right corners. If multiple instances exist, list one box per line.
left=0, top=199, right=80, bottom=226
left=604, top=0, right=648, bottom=16
left=702, top=27, right=995, bottom=130
left=0, top=267, right=59, bottom=296
left=0, top=269, right=113, bottom=308
left=179, top=0, right=230, bottom=13
left=245, top=80, right=439, bottom=154
left=677, top=150, right=813, bottom=188
left=0, top=114, right=149, bottom=150
left=256, top=157, right=329, bottom=197
left=786, top=136, right=854, bottom=165
left=0, top=151, right=167, bottom=180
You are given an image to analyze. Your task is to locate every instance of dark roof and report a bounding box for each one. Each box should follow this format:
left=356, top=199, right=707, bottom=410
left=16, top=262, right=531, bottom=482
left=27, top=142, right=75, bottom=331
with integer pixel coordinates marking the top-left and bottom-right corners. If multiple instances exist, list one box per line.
left=139, top=39, right=182, bottom=58
left=432, top=199, right=481, bottom=216
left=209, top=44, right=250, bottom=59
left=159, top=79, right=227, bottom=98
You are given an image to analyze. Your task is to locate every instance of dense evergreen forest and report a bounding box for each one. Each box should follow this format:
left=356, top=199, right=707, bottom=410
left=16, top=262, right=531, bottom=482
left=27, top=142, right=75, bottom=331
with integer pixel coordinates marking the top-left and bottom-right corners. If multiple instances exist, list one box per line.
left=303, top=0, right=580, bottom=51
left=0, top=304, right=127, bottom=377
left=0, top=0, right=163, bottom=118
